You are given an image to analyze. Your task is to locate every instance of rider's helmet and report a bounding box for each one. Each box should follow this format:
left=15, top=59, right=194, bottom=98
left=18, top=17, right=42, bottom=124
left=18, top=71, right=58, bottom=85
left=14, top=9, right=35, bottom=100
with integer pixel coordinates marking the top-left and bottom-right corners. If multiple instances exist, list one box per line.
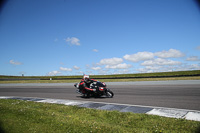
left=83, top=75, right=90, bottom=83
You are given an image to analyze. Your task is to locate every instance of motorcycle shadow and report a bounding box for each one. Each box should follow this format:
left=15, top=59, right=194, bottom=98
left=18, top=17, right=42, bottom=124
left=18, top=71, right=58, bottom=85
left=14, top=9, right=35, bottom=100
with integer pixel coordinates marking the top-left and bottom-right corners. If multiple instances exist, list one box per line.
left=76, top=96, right=108, bottom=99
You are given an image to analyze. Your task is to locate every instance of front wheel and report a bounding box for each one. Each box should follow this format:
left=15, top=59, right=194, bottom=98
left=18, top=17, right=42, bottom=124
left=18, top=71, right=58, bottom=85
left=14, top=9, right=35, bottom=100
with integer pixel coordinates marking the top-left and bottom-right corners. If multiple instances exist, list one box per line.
left=106, top=90, right=114, bottom=98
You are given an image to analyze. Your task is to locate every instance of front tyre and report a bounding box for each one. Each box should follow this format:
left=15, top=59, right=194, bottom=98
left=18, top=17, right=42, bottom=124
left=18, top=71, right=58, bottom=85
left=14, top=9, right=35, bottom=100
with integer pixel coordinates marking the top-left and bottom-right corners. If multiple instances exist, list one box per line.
left=106, top=90, right=114, bottom=98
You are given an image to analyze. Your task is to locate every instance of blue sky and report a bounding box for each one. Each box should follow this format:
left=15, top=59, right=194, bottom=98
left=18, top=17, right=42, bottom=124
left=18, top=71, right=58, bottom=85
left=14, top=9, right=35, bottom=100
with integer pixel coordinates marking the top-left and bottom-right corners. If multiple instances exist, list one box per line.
left=0, top=0, right=200, bottom=76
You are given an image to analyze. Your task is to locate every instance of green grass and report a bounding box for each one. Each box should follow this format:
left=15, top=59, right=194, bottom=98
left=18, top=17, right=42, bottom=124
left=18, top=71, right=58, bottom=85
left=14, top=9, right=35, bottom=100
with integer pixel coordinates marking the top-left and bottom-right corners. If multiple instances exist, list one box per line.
left=1, top=70, right=200, bottom=79
left=0, top=76, right=200, bottom=84
left=0, top=70, right=200, bottom=83
left=0, top=99, right=200, bottom=133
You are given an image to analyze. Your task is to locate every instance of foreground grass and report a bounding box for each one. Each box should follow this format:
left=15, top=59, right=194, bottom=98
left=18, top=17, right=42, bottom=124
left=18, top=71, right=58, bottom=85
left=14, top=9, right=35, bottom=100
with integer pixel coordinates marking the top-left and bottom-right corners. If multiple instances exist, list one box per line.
left=0, top=99, right=199, bottom=133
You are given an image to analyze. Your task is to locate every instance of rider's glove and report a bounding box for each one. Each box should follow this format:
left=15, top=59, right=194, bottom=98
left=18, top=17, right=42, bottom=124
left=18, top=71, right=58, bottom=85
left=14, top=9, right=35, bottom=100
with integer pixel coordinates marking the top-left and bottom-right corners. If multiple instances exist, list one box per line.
left=93, top=89, right=96, bottom=92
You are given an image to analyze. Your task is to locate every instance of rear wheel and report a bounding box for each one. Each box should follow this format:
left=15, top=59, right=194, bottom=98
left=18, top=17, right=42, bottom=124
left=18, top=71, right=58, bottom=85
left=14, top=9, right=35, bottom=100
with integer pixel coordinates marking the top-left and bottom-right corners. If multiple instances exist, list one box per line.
left=106, top=90, right=114, bottom=98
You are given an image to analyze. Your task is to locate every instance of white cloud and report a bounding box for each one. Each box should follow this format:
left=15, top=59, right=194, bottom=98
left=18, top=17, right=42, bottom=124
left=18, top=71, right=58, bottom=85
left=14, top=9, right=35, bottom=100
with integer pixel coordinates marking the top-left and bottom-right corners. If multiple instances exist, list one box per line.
left=175, top=64, right=200, bottom=71
left=123, top=52, right=154, bottom=62
left=99, top=57, right=123, bottom=65
left=155, top=49, right=184, bottom=58
left=141, top=58, right=182, bottom=66
left=114, top=69, right=131, bottom=74
left=47, top=71, right=61, bottom=76
left=105, top=63, right=132, bottom=69
left=137, top=61, right=200, bottom=73
left=186, top=56, right=200, bottom=61
left=187, top=64, right=200, bottom=70
left=91, top=67, right=101, bottom=70
left=97, top=69, right=110, bottom=75
left=93, top=49, right=98, bottom=52
left=137, top=65, right=177, bottom=73
left=60, top=67, right=72, bottom=71
left=9, top=60, right=22, bottom=65
left=77, top=48, right=197, bottom=75
left=77, top=71, right=84, bottom=75
left=73, top=66, right=80, bottom=70
left=124, top=49, right=184, bottom=63
left=144, top=66, right=162, bottom=70
left=137, top=66, right=162, bottom=73
left=65, top=37, right=80, bottom=46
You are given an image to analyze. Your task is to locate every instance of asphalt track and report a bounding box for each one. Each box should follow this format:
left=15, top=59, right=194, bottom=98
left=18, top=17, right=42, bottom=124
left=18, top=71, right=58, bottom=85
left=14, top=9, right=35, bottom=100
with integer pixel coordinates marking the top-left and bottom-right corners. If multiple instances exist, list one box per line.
left=0, top=80, right=200, bottom=111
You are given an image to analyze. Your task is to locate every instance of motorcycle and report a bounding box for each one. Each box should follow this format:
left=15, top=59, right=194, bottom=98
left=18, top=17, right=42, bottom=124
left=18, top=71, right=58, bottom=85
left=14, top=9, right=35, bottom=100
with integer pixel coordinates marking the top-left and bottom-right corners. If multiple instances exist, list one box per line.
left=74, top=81, right=114, bottom=98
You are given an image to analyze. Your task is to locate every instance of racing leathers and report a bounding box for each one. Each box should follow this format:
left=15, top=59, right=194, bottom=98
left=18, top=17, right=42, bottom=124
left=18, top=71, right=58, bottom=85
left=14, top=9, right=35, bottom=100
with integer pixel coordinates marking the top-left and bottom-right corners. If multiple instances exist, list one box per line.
left=79, top=78, right=97, bottom=94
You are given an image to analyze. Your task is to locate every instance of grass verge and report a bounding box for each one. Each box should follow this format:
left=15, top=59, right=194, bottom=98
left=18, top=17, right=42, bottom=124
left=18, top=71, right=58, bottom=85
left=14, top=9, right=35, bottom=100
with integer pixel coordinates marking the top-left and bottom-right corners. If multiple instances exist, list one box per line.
left=0, top=76, right=200, bottom=84
left=0, top=70, right=200, bottom=84
left=0, top=99, right=200, bottom=133
left=1, top=70, right=200, bottom=79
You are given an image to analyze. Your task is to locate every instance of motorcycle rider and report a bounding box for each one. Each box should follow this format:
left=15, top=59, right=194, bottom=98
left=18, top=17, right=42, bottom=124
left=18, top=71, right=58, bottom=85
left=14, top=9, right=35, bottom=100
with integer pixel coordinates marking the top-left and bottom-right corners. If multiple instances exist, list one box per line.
left=78, top=75, right=97, bottom=96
